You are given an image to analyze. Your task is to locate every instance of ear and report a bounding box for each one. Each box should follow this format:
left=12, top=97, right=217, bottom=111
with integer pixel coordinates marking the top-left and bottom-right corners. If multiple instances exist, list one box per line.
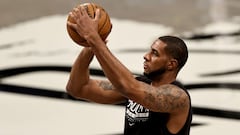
left=167, top=59, right=178, bottom=70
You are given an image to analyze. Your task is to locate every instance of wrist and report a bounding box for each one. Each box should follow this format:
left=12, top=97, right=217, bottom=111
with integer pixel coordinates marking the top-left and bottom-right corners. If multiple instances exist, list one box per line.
left=85, top=32, right=105, bottom=47
left=83, top=47, right=94, bottom=55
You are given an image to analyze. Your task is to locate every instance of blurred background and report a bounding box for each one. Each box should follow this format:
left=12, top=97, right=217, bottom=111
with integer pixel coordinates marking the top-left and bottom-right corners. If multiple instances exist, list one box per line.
left=0, top=0, right=240, bottom=33
left=0, top=0, right=239, bottom=135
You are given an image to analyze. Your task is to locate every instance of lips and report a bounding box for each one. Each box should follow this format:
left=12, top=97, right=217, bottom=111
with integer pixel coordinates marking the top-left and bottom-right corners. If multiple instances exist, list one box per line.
left=143, top=62, right=148, bottom=70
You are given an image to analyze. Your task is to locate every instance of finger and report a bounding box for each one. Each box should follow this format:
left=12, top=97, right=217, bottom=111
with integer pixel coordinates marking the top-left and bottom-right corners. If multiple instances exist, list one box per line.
left=67, top=21, right=77, bottom=30
left=75, top=5, right=83, bottom=16
left=71, top=7, right=82, bottom=21
left=69, top=12, right=74, bottom=19
left=72, top=7, right=78, bottom=14
left=71, top=6, right=83, bottom=20
left=80, top=6, right=88, bottom=16
left=70, top=9, right=78, bottom=21
left=95, top=8, right=101, bottom=20
left=68, top=12, right=78, bottom=24
left=76, top=5, right=81, bottom=9
left=72, top=8, right=80, bottom=18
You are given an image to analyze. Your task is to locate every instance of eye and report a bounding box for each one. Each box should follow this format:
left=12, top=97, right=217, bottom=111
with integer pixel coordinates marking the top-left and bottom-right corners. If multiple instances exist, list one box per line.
left=151, top=50, right=159, bottom=56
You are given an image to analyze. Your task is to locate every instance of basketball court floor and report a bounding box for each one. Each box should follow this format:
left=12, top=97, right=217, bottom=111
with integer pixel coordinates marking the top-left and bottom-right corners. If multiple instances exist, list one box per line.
left=0, top=0, right=240, bottom=134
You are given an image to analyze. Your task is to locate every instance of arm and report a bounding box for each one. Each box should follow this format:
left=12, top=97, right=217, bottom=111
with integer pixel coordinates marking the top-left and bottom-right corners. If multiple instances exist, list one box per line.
left=68, top=7, right=189, bottom=113
left=66, top=47, right=94, bottom=95
left=89, top=38, right=189, bottom=113
left=88, top=40, right=189, bottom=113
left=66, top=47, right=126, bottom=104
left=67, top=7, right=140, bottom=96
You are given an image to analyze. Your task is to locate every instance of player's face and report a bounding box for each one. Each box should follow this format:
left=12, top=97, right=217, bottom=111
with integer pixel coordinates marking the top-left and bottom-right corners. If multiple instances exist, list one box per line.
left=143, top=39, right=170, bottom=78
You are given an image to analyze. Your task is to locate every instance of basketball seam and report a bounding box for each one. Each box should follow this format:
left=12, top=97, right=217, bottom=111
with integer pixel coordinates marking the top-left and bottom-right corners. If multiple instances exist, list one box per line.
left=98, top=11, right=108, bottom=37
left=89, top=3, right=95, bottom=18
left=101, top=16, right=111, bottom=40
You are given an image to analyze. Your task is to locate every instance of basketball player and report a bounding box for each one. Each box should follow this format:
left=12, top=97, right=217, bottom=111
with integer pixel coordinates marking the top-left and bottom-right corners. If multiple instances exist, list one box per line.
left=66, top=7, right=192, bottom=135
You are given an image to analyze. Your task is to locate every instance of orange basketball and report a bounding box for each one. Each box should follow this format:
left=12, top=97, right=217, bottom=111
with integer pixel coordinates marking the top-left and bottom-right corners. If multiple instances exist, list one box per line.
left=67, top=3, right=112, bottom=46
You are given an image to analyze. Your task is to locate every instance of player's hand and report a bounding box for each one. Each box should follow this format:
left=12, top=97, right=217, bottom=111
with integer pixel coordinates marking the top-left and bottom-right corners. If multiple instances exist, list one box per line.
left=67, top=6, right=100, bottom=41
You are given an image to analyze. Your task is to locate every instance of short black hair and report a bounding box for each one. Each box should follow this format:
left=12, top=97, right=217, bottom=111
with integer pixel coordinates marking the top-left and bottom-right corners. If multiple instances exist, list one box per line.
left=158, top=36, right=188, bottom=71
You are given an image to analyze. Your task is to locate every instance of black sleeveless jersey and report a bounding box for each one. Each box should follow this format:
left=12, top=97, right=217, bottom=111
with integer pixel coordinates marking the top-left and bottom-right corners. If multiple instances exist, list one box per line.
left=123, top=76, right=192, bottom=135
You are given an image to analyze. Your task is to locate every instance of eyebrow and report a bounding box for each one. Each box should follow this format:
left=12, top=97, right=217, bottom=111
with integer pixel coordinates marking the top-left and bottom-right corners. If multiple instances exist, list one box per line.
left=151, top=47, right=160, bottom=55
left=151, top=44, right=159, bottom=51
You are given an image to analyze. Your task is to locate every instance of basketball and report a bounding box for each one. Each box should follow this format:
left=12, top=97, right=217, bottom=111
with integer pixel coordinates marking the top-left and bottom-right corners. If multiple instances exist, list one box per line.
left=67, top=3, right=112, bottom=46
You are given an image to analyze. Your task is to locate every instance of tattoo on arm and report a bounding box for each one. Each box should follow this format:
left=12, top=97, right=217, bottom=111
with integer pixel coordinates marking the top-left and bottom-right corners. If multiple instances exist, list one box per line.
left=144, top=84, right=188, bottom=112
left=99, top=81, right=115, bottom=90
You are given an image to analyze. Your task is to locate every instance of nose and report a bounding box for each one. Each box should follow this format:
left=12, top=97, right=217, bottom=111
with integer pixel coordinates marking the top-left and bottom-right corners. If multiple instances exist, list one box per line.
left=144, top=52, right=150, bottom=61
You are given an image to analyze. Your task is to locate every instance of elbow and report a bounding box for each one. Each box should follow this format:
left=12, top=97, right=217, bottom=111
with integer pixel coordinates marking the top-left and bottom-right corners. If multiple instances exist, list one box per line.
left=66, top=83, right=72, bottom=94
left=66, top=82, right=74, bottom=96
left=115, top=79, right=139, bottom=97
left=66, top=81, right=80, bottom=98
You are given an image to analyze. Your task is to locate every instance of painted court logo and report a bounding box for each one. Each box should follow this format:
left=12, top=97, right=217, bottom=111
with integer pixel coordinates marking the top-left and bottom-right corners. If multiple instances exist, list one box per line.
left=125, top=99, right=149, bottom=126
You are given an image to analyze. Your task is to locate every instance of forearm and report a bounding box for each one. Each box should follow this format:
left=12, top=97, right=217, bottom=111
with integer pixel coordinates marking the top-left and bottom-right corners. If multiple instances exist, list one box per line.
left=87, top=34, right=136, bottom=95
left=66, top=47, right=94, bottom=93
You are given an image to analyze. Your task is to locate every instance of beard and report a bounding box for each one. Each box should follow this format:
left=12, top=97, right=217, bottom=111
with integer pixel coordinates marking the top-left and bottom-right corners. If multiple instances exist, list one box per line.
left=143, top=67, right=166, bottom=80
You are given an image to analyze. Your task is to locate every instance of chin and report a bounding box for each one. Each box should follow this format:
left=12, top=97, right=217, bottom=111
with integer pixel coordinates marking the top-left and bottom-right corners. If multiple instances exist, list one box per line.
left=143, top=70, right=150, bottom=75
left=144, top=68, right=166, bottom=79
left=143, top=72, right=149, bottom=77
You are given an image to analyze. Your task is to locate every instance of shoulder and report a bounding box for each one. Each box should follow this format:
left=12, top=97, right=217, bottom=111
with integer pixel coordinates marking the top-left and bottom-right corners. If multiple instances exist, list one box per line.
left=156, top=84, right=190, bottom=112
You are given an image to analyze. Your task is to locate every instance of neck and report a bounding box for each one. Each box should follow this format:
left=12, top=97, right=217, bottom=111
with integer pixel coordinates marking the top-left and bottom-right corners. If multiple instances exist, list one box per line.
left=149, top=73, right=177, bottom=87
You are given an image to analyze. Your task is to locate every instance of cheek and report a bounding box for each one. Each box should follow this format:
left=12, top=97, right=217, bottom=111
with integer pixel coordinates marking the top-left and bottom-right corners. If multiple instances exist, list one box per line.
left=152, top=58, right=167, bottom=69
